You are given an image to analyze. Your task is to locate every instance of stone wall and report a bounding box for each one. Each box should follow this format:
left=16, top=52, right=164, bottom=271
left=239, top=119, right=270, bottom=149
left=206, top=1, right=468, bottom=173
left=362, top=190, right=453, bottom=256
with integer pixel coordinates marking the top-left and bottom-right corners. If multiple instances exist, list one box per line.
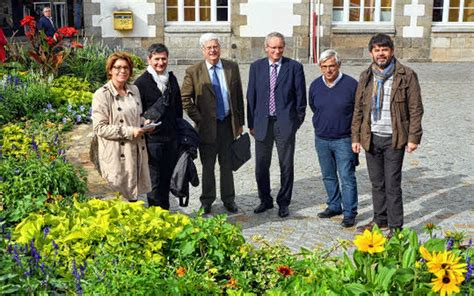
left=431, top=32, right=474, bottom=62
left=81, top=0, right=474, bottom=63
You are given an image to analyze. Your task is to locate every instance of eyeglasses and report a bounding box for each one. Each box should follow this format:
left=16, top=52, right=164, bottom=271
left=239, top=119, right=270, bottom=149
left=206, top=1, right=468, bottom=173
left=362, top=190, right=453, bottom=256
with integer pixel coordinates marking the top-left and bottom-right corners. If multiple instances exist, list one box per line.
left=112, top=65, right=130, bottom=72
left=320, top=64, right=338, bottom=71
left=204, top=45, right=220, bottom=51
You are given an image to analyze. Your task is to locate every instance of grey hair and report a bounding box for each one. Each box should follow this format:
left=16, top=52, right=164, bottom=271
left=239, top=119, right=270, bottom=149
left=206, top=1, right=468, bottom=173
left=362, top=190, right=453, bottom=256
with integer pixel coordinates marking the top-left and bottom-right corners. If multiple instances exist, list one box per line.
left=319, top=49, right=341, bottom=65
left=199, top=33, right=220, bottom=48
left=265, top=32, right=285, bottom=47
left=43, top=6, right=51, bottom=12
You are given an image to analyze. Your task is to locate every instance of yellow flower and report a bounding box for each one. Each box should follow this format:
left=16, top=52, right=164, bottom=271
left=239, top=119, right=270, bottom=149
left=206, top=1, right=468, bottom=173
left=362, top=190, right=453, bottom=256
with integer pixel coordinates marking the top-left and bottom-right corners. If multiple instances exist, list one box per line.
left=419, top=246, right=433, bottom=261
left=353, top=229, right=386, bottom=254
left=427, top=250, right=467, bottom=278
left=431, top=270, right=464, bottom=296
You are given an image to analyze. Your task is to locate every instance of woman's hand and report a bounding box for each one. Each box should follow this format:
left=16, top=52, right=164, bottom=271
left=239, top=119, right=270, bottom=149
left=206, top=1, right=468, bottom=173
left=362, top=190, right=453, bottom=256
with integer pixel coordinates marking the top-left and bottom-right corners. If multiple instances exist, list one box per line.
left=133, top=128, right=146, bottom=138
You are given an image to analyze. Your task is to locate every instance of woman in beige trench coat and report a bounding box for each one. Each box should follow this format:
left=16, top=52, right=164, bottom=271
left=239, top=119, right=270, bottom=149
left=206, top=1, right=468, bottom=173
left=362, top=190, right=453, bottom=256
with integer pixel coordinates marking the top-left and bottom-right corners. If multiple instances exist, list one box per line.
left=92, top=52, right=152, bottom=201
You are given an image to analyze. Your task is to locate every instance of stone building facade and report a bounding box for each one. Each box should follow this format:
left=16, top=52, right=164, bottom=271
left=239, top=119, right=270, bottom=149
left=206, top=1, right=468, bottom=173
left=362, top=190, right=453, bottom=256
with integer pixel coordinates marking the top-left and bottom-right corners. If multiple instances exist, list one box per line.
left=80, top=0, right=474, bottom=63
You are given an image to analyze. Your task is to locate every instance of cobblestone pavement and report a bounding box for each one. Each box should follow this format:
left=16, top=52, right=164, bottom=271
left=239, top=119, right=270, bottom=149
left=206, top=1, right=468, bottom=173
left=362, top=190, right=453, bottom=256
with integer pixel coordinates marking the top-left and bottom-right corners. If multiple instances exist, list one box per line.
left=67, top=62, right=474, bottom=252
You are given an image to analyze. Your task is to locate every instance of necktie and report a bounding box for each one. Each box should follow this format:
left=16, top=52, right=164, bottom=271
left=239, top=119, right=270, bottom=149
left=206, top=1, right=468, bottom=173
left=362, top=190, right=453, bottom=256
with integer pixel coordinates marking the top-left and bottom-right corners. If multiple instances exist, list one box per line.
left=211, top=65, right=226, bottom=121
left=269, top=63, right=278, bottom=116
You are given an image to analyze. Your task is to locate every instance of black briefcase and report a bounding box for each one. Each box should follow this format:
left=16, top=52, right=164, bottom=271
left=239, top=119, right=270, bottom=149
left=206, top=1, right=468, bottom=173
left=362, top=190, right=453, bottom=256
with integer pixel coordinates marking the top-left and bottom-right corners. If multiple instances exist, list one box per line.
left=231, top=133, right=251, bottom=171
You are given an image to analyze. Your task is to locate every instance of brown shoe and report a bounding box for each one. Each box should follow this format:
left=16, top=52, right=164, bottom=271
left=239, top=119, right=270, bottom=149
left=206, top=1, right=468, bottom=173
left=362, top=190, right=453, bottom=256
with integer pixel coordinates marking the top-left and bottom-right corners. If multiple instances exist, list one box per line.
left=356, top=220, right=388, bottom=232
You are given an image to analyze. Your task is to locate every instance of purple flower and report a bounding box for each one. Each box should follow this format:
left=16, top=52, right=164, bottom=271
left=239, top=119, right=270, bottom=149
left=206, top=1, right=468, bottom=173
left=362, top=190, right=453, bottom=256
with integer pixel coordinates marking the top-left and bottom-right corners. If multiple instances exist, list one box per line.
left=79, top=105, right=85, bottom=112
left=446, top=237, right=454, bottom=250
left=469, top=239, right=473, bottom=248
left=53, top=134, right=59, bottom=146
left=31, top=136, right=39, bottom=152
left=43, top=226, right=50, bottom=239
left=62, top=117, right=67, bottom=124
left=30, top=239, right=41, bottom=266
left=464, top=263, right=473, bottom=284
left=76, top=115, right=82, bottom=123
left=47, top=103, right=52, bottom=110
left=12, top=245, right=22, bottom=267
left=67, top=104, right=72, bottom=112
left=72, top=259, right=83, bottom=295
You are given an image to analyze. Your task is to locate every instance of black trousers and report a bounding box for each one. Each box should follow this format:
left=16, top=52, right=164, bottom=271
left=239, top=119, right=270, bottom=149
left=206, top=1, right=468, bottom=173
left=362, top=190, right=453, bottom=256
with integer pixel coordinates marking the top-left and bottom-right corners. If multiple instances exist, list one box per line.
left=199, top=116, right=235, bottom=207
left=255, top=118, right=296, bottom=208
left=146, top=140, right=178, bottom=210
left=365, top=134, right=405, bottom=228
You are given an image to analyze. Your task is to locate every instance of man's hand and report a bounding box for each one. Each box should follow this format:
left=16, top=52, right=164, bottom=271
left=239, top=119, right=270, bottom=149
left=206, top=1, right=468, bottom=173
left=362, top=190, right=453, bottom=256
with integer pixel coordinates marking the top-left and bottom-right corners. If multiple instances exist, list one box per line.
left=249, top=128, right=255, bottom=137
left=406, top=142, right=418, bottom=153
left=352, top=143, right=361, bottom=154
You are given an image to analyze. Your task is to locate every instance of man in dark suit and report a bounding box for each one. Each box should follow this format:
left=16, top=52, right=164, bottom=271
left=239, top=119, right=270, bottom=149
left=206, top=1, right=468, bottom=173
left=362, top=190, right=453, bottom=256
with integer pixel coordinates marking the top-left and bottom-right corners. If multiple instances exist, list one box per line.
left=247, top=32, right=307, bottom=218
left=181, top=33, right=245, bottom=214
left=135, top=43, right=183, bottom=210
left=37, top=6, right=56, bottom=37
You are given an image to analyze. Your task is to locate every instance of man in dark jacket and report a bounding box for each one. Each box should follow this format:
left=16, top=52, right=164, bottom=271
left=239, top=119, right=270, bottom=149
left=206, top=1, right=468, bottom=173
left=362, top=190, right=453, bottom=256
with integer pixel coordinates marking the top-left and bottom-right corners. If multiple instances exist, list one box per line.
left=351, top=34, right=424, bottom=237
left=37, top=6, right=56, bottom=37
left=135, top=43, right=183, bottom=210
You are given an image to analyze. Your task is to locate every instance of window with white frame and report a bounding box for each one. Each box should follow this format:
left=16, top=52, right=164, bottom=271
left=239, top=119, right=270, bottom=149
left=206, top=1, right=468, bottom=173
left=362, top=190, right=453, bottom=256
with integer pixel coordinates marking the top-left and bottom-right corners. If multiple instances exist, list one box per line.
left=166, top=0, right=229, bottom=23
left=332, top=0, right=393, bottom=23
left=433, top=0, right=474, bottom=23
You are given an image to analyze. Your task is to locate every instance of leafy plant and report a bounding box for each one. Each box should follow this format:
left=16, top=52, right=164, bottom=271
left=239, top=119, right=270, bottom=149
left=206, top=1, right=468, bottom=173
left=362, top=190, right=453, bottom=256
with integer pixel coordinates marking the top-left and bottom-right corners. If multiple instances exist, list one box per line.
left=18, top=16, right=83, bottom=76
left=1, top=122, right=63, bottom=159
left=60, top=38, right=112, bottom=90
left=0, top=75, right=58, bottom=124
left=49, top=75, right=93, bottom=106
left=0, top=153, right=87, bottom=224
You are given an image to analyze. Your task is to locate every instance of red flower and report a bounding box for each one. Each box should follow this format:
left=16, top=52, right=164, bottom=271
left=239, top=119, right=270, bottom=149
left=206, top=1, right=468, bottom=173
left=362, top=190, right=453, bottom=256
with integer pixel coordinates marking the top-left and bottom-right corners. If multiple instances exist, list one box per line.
left=71, top=40, right=84, bottom=48
left=20, top=15, right=35, bottom=27
left=46, top=37, right=55, bottom=46
left=57, top=26, right=78, bottom=38
left=25, top=31, right=35, bottom=40
left=277, top=265, right=294, bottom=277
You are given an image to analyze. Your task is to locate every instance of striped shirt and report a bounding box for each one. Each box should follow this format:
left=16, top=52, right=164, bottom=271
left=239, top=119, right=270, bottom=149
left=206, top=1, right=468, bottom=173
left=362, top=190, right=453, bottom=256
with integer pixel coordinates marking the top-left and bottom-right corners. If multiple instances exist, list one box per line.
left=371, top=76, right=393, bottom=136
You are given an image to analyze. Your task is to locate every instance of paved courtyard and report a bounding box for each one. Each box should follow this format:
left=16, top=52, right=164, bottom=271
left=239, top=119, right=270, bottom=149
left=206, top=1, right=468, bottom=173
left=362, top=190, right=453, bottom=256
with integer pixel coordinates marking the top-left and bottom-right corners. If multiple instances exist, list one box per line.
left=68, top=62, right=474, bottom=252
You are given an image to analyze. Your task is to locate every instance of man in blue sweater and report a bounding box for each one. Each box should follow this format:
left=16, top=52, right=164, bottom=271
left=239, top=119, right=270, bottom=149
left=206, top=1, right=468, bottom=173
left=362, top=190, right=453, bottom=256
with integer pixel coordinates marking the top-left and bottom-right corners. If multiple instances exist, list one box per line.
left=309, top=49, right=359, bottom=228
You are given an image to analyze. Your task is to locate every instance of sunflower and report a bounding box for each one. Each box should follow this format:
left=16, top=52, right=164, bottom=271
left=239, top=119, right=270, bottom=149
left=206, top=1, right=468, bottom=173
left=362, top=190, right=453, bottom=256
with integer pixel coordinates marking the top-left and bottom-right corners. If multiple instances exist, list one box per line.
left=353, top=229, right=386, bottom=254
left=426, top=250, right=467, bottom=278
left=431, top=270, right=464, bottom=296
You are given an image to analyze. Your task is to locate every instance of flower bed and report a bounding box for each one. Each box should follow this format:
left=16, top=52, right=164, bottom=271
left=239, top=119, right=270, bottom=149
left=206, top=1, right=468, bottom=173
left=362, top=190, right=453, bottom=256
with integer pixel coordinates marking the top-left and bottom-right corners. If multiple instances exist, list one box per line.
left=1, top=199, right=472, bottom=295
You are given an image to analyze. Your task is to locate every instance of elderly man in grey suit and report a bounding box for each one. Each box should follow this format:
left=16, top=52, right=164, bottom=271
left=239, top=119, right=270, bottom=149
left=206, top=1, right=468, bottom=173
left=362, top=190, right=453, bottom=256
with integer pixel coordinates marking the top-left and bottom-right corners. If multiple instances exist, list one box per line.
left=181, top=33, right=245, bottom=214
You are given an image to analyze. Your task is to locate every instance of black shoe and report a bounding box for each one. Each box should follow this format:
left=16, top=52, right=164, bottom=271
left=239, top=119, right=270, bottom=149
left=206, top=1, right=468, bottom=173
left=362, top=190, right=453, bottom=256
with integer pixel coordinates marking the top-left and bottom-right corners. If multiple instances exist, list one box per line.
left=200, top=205, right=212, bottom=215
left=254, top=203, right=274, bottom=214
left=224, top=203, right=238, bottom=213
left=278, top=206, right=289, bottom=218
left=356, top=220, right=389, bottom=232
left=341, top=216, right=356, bottom=228
left=317, top=208, right=342, bottom=218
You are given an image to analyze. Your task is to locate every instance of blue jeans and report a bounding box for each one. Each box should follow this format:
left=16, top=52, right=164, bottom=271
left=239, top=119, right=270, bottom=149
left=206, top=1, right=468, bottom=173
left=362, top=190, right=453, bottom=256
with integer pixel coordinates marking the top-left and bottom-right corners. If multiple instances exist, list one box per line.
left=315, top=136, right=358, bottom=218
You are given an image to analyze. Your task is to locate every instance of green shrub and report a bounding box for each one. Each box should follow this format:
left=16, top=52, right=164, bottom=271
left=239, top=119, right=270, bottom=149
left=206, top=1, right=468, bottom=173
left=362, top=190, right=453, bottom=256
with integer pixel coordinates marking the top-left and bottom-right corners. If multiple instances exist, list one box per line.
left=50, top=76, right=93, bottom=106
left=0, top=75, right=58, bottom=124
left=60, top=39, right=112, bottom=90
left=0, top=154, right=87, bottom=224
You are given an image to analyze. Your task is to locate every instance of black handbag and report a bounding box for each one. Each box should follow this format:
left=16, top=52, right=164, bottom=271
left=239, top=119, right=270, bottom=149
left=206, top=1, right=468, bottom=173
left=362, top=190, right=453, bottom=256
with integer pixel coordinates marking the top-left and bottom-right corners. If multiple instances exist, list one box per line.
left=231, top=133, right=251, bottom=171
